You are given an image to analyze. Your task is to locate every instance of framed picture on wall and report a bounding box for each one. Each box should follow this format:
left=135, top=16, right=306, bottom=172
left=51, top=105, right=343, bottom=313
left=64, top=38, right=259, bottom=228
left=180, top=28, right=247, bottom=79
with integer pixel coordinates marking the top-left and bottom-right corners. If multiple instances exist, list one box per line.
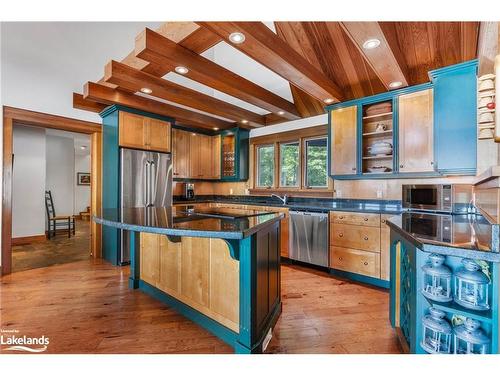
left=77, top=172, right=91, bottom=186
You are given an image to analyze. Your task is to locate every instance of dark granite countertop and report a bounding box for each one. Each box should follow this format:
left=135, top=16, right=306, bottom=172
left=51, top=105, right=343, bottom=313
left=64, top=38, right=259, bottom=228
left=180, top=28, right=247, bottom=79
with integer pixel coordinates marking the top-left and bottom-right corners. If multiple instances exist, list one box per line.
left=173, top=195, right=402, bottom=214
left=387, top=212, right=500, bottom=262
left=94, top=206, right=284, bottom=240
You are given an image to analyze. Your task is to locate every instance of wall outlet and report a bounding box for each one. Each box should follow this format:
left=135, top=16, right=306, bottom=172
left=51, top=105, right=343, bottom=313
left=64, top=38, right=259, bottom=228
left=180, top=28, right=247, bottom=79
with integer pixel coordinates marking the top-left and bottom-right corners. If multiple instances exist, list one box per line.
left=245, top=188, right=250, bottom=195
left=376, top=190, right=383, bottom=199
left=229, top=188, right=233, bottom=195
left=335, top=190, right=342, bottom=198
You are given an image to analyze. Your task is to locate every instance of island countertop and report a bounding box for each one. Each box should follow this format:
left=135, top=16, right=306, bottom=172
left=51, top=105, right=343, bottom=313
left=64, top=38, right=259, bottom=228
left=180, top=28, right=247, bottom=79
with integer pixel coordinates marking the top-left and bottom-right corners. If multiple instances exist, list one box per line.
left=387, top=212, right=500, bottom=262
left=94, top=205, right=284, bottom=240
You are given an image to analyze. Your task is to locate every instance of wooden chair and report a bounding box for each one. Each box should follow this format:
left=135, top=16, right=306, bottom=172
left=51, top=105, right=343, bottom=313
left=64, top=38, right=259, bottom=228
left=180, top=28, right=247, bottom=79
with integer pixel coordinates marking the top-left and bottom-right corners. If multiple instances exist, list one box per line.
left=45, top=190, right=76, bottom=239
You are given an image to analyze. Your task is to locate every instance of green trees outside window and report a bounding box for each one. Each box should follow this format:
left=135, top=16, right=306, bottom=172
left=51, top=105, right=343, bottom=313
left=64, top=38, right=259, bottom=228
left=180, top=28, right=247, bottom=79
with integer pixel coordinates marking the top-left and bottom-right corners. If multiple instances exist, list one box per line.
left=257, top=145, right=275, bottom=187
left=280, top=142, right=299, bottom=187
left=305, top=137, right=328, bottom=188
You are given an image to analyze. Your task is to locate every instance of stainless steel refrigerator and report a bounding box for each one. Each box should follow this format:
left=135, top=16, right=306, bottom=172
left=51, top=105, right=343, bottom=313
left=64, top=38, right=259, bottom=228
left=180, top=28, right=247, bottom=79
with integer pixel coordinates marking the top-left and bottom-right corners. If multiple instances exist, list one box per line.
left=119, top=148, right=172, bottom=264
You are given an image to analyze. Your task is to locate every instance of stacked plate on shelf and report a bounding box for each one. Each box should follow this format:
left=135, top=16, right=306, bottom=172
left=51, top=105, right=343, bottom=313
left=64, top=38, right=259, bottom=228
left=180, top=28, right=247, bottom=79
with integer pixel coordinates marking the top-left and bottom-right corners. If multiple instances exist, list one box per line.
left=478, top=74, right=496, bottom=140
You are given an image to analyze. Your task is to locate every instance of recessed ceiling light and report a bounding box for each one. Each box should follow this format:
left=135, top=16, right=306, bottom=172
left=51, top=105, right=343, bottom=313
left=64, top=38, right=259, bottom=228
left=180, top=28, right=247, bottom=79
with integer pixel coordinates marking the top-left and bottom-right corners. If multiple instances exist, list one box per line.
left=140, top=87, right=152, bottom=94
left=323, top=98, right=334, bottom=104
left=277, top=111, right=285, bottom=116
left=241, top=119, right=248, bottom=124
left=80, top=145, right=87, bottom=150
left=362, top=38, right=381, bottom=50
left=213, top=127, right=219, bottom=131
left=175, top=66, right=189, bottom=75
left=389, top=81, right=403, bottom=89
left=191, top=133, right=196, bottom=136
left=229, top=32, right=245, bottom=44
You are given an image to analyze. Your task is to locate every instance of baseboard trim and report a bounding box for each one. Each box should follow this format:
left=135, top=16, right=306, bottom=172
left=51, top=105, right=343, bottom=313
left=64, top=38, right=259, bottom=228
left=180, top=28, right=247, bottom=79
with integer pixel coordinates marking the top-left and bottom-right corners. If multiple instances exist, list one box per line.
left=12, top=235, right=47, bottom=246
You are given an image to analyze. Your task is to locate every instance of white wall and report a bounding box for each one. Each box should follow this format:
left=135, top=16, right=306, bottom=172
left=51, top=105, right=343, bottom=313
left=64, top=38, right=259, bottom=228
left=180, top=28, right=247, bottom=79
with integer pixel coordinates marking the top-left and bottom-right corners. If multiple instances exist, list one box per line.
left=45, top=135, right=75, bottom=217
left=12, top=125, right=47, bottom=238
left=74, top=154, right=91, bottom=214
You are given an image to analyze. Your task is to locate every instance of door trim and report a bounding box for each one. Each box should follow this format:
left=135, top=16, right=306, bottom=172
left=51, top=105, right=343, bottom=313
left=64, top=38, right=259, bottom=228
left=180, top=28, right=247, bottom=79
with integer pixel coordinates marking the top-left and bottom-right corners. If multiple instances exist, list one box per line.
left=2, top=106, right=102, bottom=275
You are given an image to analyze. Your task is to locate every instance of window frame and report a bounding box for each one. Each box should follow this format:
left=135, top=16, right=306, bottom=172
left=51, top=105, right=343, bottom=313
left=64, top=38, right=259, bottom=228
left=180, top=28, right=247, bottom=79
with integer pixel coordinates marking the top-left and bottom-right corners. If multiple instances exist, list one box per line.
left=303, top=136, right=329, bottom=189
left=278, top=140, right=301, bottom=189
left=255, top=143, right=276, bottom=188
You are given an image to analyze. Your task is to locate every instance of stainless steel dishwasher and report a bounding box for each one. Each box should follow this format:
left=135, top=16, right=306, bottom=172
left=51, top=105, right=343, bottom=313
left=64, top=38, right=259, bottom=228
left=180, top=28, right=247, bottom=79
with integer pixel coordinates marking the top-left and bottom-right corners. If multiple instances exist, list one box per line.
left=289, top=209, right=329, bottom=267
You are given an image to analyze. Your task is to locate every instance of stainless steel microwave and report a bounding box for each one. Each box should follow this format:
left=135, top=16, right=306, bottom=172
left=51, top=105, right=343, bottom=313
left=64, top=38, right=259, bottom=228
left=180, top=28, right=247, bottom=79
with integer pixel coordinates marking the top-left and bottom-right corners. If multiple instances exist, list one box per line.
left=402, top=184, right=453, bottom=213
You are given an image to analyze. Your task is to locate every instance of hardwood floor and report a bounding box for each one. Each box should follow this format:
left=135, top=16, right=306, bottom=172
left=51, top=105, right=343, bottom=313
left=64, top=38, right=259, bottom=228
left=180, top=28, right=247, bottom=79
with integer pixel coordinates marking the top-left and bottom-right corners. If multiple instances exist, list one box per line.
left=11, top=219, right=91, bottom=273
left=0, top=259, right=401, bottom=354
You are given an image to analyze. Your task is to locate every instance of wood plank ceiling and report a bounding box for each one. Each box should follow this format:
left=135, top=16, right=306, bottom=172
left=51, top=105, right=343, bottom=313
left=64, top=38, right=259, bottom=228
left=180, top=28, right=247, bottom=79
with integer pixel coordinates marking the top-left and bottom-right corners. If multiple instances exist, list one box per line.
left=74, top=21, right=481, bottom=130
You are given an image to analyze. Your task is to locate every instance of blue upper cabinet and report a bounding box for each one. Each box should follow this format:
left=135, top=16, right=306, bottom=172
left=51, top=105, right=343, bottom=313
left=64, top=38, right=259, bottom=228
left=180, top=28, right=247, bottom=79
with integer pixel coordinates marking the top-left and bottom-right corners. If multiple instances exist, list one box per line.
left=220, top=127, right=249, bottom=181
left=429, top=60, right=478, bottom=175
left=327, top=60, right=478, bottom=179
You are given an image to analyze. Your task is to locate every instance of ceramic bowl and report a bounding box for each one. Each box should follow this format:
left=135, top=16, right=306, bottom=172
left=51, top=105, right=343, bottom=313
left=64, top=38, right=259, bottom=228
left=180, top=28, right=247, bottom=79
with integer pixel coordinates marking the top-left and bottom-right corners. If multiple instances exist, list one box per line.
left=478, top=96, right=494, bottom=108
left=479, top=112, right=494, bottom=123
left=479, top=79, right=495, bottom=92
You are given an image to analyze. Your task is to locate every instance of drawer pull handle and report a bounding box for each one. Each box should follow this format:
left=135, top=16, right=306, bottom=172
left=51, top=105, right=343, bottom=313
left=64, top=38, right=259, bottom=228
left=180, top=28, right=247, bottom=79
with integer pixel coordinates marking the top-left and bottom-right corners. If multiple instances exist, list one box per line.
left=339, top=216, right=344, bottom=219
left=339, top=233, right=344, bottom=237
left=339, top=257, right=343, bottom=261
left=363, top=261, right=369, bottom=266
left=364, top=218, right=368, bottom=221
left=364, top=236, right=368, bottom=241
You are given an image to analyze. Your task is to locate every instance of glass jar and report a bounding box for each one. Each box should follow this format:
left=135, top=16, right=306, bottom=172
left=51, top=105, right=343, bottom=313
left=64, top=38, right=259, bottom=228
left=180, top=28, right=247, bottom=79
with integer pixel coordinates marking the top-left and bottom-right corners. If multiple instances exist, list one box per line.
left=421, top=308, right=452, bottom=354
left=454, top=318, right=490, bottom=354
left=421, top=253, right=452, bottom=302
left=454, top=259, right=490, bottom=311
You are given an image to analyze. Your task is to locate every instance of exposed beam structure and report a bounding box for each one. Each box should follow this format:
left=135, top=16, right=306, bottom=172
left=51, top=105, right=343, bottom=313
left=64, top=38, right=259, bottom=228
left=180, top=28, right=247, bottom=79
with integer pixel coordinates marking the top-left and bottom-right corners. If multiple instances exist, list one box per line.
left=135, top=28, right=300, bottom=121
left=83, top=82, right=235, bottom=130
left=178, top=26, right=222, bottom=54
left=73, top=93, right=107, bottom=113
left=341, top=22, right=409, bottom=90
left=477, top=22, right=499, bottom=76
left=198, top=22, right=344, bottom=104
left=103, top=60, right=265, bottom=127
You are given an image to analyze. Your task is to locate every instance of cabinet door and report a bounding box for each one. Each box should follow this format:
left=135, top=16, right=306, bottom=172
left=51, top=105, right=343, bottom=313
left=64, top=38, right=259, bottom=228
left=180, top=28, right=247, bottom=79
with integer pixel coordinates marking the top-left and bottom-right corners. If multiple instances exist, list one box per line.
left=199, top=134, right=213, bottom=178
left=211, top=135, right=221, bottom=179
left=147, top=118, right=171, bottom=152
left=330, top=106, right=358, bottom=175
left=398, top=89, right=434, bottom=173
left=119, top=111, right=146, bottom=149
left=189, top=133, right=202, bottom=178
left=380, top=215, right=391, bottom=281
left=172, top=129, right=190, bottom=178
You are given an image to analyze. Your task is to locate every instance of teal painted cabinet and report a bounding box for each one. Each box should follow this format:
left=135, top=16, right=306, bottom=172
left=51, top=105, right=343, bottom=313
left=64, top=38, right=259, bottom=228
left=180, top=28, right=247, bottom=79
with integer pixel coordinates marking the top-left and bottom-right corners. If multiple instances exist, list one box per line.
left=390, top=232, right=499, bottom=354
left=220, top=128, right=249, bottom=181
left=327, top=60, right=478, bottom=180
left=430, top=61, right=478, bottom=175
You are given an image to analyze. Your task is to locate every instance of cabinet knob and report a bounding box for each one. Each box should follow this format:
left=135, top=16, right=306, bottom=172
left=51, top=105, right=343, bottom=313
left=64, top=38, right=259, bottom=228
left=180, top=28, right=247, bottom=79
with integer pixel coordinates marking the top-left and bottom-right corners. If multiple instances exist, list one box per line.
left=363, top=261, right=369, bottom=266
left=400, top=164, right=404, bottom=168
left=430, top=161, right=434, bottom=165
left=339, top=233, right=344, bottom=237
left=364, top=218, right=368, bottom=221
left=364, top=236, right=368, bottom=241
left=382, top=219, right=386, bottom=224
left=338, top=257, right=343, bottom=261
left=352, top=167, right=356, bottom=171
left=339, top=216, right=344, bottom=219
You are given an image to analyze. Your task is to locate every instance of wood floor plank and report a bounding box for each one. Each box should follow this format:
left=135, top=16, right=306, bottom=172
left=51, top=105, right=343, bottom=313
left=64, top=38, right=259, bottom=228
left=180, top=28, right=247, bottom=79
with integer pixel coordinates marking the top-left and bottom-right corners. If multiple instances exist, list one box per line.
left=0, top=259, right=401, bottom=354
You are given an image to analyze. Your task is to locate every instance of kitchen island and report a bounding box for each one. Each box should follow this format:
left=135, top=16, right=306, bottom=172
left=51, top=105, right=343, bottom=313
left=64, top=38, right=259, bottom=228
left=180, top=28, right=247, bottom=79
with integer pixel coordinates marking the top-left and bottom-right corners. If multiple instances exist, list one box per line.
left=94, top=205, right=284, bottom=354
left=387, top=212, right=500, bottom=354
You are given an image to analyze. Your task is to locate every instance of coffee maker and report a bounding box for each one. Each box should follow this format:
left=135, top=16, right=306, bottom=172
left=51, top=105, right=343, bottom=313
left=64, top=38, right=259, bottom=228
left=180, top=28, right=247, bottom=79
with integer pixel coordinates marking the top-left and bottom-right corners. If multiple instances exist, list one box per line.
left=183, top=183, right=195, bottom=200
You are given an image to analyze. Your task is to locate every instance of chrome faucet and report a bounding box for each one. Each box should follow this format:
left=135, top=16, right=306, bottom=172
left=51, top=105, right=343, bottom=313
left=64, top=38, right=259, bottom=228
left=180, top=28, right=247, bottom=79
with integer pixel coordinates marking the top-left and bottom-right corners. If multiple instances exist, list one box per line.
left=271, top=194, right=288, bottom=205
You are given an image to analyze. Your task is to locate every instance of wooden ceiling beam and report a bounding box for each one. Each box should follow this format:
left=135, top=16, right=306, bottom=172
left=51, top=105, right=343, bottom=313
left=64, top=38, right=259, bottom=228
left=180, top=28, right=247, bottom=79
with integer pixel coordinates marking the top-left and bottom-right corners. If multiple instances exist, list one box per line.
left=103, top=60, right=264, bottom=127
left=83, top=82, right=235, bottom=130
left=135, top=28, right=300, bottom=121
left=73, top=93, right=107, bottom=113
left=340, top=22, right=409, bottom=90
left=198, top=22, right=344, bottom=103
left=178, top=26, right=223, bottom=54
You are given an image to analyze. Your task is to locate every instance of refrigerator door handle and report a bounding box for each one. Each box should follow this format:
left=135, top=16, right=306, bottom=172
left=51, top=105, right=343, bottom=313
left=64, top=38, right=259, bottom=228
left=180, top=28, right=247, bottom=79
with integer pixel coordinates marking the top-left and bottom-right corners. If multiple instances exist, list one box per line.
left=145, top=161, right=151, bottom=207
left=150, top=159, right=157, bottom=206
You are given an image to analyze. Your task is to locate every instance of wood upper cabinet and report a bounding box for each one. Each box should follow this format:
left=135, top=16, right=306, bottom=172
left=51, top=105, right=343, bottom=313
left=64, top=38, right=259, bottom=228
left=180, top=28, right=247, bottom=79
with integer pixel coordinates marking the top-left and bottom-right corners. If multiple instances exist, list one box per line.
left=172, top=128, right=190, bottom=178
left=398, top=89, right=434, bottom=173
left=211, top=135, right=221, bottom=179
left=330, top=105, right=358, bottom=175
left=188, top=132, right=220, bottom=180
left=118, top=111, right=171, bottom=152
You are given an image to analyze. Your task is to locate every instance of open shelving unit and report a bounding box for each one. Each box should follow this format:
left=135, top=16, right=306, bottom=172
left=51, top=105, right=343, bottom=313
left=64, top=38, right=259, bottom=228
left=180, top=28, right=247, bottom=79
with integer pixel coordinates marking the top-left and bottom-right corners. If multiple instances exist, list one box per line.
left=361, top=101, right=394, bottom=174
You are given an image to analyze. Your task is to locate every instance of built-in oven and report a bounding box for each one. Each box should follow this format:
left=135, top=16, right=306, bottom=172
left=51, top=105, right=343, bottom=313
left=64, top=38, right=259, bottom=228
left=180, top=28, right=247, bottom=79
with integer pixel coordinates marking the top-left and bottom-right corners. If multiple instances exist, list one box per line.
left=402, top=184, right=453, bottom=213
left=402, top=212, right=452, bottom=244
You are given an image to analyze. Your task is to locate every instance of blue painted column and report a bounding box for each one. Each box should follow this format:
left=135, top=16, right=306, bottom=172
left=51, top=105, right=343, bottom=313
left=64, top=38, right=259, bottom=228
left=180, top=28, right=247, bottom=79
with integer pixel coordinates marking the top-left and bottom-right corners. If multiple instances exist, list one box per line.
left=128, top=231, right=140, bottom=289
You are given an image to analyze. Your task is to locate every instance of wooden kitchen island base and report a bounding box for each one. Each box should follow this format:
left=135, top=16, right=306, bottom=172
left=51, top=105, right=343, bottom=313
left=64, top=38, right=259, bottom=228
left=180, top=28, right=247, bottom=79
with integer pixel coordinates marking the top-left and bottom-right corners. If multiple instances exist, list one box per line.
left=125, top=220, right=282, bottom=354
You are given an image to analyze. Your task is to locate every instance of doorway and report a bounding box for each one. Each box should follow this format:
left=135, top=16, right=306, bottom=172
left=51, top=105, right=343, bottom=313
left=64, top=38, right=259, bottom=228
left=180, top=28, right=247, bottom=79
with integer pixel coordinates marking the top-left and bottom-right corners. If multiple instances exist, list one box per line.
left=2, top=106, right=102, bottom=275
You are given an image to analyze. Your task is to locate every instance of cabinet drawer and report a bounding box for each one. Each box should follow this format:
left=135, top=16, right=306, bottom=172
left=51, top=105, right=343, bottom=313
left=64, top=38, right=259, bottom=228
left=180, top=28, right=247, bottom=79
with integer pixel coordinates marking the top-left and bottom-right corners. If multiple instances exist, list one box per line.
left=330, top=223, right=380, bottom=252
left=330, top=211, right=380, bottom=227
left=330, top=246, right=380, bottom=278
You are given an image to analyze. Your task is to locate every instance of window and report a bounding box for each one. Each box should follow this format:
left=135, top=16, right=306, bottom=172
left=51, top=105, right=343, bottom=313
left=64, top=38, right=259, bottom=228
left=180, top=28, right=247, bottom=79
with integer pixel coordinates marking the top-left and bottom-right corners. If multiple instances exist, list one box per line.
left=256, top=145, right=275, bottom=187
left=279, top=142, right=299, bottom=187
left=304, top=137, right=328, bottom=188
